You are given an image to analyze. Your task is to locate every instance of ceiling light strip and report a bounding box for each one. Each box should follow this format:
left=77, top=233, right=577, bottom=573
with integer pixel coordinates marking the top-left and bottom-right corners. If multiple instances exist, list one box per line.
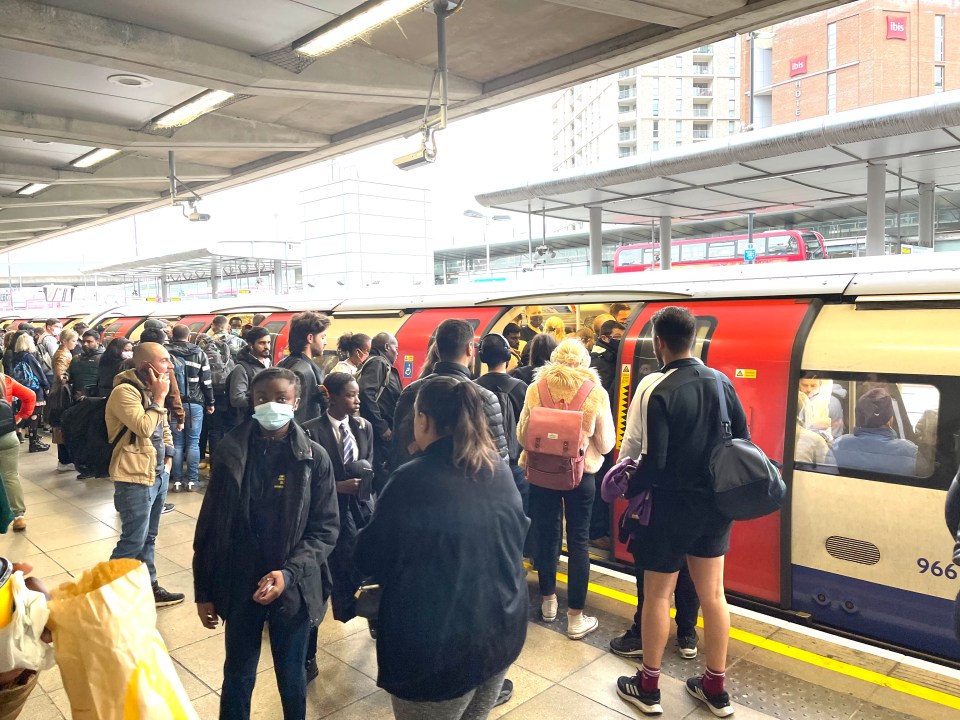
left=153, top=89, right=235, bottom=129
left=16, top=183, right=50, bottom=196
left=70, top=148, right=120, bottom=169
left=295, top=0, right=431, bottom=56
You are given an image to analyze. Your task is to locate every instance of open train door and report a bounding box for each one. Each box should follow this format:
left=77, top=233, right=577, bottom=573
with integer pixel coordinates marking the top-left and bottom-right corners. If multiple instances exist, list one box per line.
left=615, top=298, right=819, bottom=605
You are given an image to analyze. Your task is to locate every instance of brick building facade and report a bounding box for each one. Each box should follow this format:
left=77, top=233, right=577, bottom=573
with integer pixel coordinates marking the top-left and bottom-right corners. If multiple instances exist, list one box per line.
left=742, top=0, right=959, bottom=128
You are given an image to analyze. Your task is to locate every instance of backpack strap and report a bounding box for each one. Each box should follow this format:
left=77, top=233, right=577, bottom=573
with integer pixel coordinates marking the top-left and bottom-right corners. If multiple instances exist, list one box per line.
left=537, top=378, right=595, bottom=411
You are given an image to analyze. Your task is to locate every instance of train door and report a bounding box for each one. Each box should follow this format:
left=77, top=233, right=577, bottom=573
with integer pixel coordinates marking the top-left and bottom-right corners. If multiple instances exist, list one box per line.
left=100, top=317, right=144, bottom=343
left=176, top=315, right=216, bottom=342
left=393, top=307, right=502, bottom=386
left=790, top=302, right=960, bottom=660
left=615, top=299, right=817, bottom=604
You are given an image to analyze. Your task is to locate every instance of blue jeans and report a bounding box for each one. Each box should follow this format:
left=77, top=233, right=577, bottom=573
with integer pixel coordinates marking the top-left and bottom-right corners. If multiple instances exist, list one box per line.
left=110, top=471, right=168, bottom=584
left=528, top=473, right=596, bottom=610
left=221, top=600, right=309, bottom=720
left=172, top=403, right=204, bottom=484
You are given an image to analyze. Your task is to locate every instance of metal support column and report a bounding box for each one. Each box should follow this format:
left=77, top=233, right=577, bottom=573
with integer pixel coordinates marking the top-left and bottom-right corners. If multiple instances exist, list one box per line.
left=660, top=215, right=672, bottom=270
left=159, top=272, right=168, bottom=302
left=210, top=258, right=219, bottom=299
left=866, top=162, right=887, bottom=256
left=274, top=259, right=283, bottom=293
left=589, top=206, right=603, bottom=275
left=918, top=182, right=935, bottom=249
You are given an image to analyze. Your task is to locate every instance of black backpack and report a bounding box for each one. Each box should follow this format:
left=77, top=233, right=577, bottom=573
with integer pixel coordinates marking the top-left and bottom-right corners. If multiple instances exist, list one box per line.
left=60, top=382, right=142, bottom=477
left=482, top=375, right=523, bottom=464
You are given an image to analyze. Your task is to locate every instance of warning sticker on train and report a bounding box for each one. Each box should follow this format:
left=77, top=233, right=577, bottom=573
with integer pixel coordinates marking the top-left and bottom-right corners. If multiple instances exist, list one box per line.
left=735, top=369, right=757, bottom=379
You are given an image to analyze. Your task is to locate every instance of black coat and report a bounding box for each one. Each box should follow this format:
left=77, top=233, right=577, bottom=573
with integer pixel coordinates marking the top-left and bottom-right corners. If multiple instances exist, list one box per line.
left=391, top=361, right=508, bottom=468
left=590, top=339, right=619, bottom=398
left=355, top=437, right=529, bottom=702
left=227, top=346, right=270, bottom=425
left=192, top=420, right=340, bottom=625
left=302, top=413, right=375, bottom=621
left=357, top=351, right=402, bottom=442
left=277, top=353, right=325, bottom=425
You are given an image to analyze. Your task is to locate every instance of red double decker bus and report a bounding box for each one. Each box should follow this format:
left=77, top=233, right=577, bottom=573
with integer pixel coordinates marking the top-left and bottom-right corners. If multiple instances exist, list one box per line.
left=613, top=229, right=827, bottom=272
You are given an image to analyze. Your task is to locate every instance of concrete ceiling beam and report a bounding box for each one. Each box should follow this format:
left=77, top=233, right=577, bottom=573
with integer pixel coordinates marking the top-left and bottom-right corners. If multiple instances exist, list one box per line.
left=544, top=0, right=707, bottom=26
left=0, top=110, right=330, bottom=151
left=0, top=156, right=228, bottom=184
left=0, top=0, right=480, bottom=103
left=0, top=222, right=67, bottom=234
left=0, top=186, right=160, bottom=208
left=0, top=206, right=110, bottom=223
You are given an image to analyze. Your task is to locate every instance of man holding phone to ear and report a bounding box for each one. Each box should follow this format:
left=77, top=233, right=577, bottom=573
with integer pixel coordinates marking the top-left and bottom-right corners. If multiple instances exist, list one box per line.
left=105, top=342, right=184, bottom=608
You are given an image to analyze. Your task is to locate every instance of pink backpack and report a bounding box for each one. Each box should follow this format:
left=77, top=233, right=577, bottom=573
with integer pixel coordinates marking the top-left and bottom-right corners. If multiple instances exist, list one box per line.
left=524, top=378, right=595, bottom=491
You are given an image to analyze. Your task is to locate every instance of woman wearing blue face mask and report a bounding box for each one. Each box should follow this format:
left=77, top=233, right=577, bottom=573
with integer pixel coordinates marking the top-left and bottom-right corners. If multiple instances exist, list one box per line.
left=193, top=367, right=340, bottom=720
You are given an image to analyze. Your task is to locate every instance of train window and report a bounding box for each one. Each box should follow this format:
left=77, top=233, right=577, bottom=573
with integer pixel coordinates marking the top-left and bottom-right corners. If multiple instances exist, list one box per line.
left=99, top=321, right=124, bottom=342
left=185, top=321, right=207, bottom=342
left=795, top=373, right=947, bottom=485
left=631, top=315, right=717, bottom=394
left=261, top=320, right=286, bottom=349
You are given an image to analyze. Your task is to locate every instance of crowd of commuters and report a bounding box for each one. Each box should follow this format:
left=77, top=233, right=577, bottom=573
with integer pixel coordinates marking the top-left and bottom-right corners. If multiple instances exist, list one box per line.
left=0, top=302, right=754, bottom=720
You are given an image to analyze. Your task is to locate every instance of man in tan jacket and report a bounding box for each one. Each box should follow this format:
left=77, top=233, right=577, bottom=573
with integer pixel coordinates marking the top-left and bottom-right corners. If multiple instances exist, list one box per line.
left=106, top=342, right=183, bottom=607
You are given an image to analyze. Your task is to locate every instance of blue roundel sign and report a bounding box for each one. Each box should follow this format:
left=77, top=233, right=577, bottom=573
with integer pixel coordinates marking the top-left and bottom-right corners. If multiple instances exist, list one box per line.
left=744, top=243, right=757, bottom=263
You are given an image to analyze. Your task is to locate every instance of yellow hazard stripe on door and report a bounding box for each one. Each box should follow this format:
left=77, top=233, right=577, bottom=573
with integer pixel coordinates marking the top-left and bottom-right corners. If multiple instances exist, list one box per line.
left=615, top=364, right=631, bottom=450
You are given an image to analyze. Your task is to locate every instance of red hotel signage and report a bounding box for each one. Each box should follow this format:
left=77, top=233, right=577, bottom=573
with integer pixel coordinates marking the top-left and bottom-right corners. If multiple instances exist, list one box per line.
left=886, top=16, right=907, bottom=40
left=789, top=55, right=807, bottom=77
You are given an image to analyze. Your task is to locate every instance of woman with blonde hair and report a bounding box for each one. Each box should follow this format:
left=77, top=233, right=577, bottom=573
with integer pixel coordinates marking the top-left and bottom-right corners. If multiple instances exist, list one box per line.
left=11, top=333, right=49, bottom=453
left=517, top=338, right=615, bottom=640
left=50, top=328, right=78, bottom=470
left=543, top=316, right=567, bottom=344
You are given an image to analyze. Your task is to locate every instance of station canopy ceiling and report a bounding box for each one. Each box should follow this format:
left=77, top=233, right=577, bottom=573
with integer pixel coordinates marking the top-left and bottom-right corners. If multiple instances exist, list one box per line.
left=0, top=0, right=851, bottom=251
left=476, top=91, right=960, bottom=224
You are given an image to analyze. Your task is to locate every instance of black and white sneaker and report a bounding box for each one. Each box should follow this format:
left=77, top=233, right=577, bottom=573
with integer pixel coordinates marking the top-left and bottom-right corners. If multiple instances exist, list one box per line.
left=616, top=673, right=662, bottom=716
left=494, top=678, right=513, bottom=707
left=161, top=503, right=175, bottom=514
left=686, top=676, right=734, bottom=717
left=152, top=583, right=185, bottom=608
left=610, top=626, right=643, bottom=658
left=677, top=633, right=699, bottom=659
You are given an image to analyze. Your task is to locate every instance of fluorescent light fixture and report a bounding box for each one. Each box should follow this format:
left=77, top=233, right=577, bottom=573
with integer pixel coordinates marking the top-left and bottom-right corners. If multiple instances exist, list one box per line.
left=70, top=147, right=120, bottom=168
left=16, top=183, right=50, bottom=196
left=295, top=0, right=431, bottom=56
left=153, top=89, right=235, bottom=129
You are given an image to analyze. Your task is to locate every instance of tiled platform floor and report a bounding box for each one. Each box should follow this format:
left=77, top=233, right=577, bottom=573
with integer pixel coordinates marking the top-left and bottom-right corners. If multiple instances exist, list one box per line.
left=2, top=445, right=955, bottom=720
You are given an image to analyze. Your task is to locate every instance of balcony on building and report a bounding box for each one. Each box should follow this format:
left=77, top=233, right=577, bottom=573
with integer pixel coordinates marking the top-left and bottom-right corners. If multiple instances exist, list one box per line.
left=693, top=102, right=711, bottom=118
left=618, top=128, right=637, bottom=144
left=619, top=103, right=636, bottom=115
left=619, top=146, right=637, bottom=158
left=693, top=82, right=713, bottom=97
left=692, top=45, right=714, bottom=55
left=618, top=68, right=637, bottom=78
left=618, top=87, right=637, bottom=101
left=692, top=122, right=712, bottom=141
left=693, top=62, right=712, bottom=75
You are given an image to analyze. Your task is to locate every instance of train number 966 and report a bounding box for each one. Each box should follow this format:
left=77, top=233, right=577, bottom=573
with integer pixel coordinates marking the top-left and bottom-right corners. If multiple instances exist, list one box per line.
left=917, top=558, right=958, bottom=579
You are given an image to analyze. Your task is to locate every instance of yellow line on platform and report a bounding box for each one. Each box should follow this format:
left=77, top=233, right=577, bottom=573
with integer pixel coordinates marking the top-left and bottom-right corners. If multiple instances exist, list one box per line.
left=530, top=565, right=960, bottom=711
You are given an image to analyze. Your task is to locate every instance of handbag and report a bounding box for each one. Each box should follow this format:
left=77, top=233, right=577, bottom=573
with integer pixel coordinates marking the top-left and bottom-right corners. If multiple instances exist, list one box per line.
left=709, top=370, right=786, bottom=521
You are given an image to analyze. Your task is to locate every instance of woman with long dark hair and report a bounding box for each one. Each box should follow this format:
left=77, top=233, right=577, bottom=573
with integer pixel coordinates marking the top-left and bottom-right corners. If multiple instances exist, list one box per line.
left=96, top=337, right=133, bottom=397
left=355, top=377, right=528, bottom=720
left=511, top=333, right=558, bottom=385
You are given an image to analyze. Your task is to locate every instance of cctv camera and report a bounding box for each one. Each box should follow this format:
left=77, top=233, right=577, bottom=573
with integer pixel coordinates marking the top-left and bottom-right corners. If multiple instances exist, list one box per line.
left=188, top=210, right=211, bottom=222
left=393, top=145, right=436, bottom=171
left=534, top=245, right=550, bottom=257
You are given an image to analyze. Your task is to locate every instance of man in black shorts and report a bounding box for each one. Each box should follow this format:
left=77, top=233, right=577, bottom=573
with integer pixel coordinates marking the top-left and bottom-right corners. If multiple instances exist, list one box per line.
left=614, top=306, right=748, bottom=718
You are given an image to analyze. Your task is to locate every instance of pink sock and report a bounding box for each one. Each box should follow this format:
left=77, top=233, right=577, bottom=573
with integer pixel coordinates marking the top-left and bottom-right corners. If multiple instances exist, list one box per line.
left=640, top=664, right=660, bottom=692
left=702, top=667, right=725, bottom=694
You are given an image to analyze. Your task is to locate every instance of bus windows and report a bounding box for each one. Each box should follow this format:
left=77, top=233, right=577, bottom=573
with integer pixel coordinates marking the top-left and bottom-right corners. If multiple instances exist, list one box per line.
left=617, top=248, right=647, bottom=267
left=708, top=241, right=736, bottom=260
left=802, top=232, right=825, bottom=259
left=680, top=242, right=706, bottom=261
left=766, top=234, right=798, bottom=256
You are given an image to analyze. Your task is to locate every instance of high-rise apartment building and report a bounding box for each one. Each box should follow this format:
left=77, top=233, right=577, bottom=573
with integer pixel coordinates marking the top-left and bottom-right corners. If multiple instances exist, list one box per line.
left=552, top=37, right=742, bottom=170
left=743, top=0, right=959, bottom=129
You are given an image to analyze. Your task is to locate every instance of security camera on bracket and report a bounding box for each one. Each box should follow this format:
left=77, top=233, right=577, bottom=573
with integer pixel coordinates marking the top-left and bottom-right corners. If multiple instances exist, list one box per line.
left=167, top=150, right=211, bottom=221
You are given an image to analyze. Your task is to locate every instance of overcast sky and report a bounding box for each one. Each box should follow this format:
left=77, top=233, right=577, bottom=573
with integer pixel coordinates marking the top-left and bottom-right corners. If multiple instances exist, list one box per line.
left=7, top=92, right=559, bottom=273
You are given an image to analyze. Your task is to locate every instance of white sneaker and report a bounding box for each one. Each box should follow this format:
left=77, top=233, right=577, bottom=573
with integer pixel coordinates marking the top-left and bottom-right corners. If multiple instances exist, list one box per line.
left=57, top=463, right=73, bottom=473
left=541, top=596, right=558, bottom=622
left=567, top=613, right=599, bottom=640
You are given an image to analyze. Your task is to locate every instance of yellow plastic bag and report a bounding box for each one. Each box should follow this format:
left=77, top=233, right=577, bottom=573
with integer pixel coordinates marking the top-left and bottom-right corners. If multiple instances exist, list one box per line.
left=48, top=559, right=199, bottom=720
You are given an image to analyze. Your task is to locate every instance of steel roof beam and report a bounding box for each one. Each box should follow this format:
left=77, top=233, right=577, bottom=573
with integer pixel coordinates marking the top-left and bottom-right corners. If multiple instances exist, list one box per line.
left=0, top=186, right=159, bottom=208
left=0, top=156, right=229, bottom=184
left=0, top=206, right=109, bottom=223
left=0, top=222, right=66, bottom=234
left=0, top=110, right=330, bottom=151
left=0, top=0, right=481, bottom=104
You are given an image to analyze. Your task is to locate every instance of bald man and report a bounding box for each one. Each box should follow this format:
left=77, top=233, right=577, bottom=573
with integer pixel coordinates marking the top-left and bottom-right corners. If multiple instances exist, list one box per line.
left=105, top=342, right=184, bottom=607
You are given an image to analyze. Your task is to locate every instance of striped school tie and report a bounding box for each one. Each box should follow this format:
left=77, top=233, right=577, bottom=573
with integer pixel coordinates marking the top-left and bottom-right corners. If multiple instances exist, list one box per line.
left=340, top=420, right=355, bottom=465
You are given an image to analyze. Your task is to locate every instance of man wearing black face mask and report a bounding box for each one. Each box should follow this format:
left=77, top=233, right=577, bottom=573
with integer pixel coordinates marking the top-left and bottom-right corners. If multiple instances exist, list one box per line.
left=519, top=306, right=544, bottom=344
left=590, top=319, right=624, bottom=404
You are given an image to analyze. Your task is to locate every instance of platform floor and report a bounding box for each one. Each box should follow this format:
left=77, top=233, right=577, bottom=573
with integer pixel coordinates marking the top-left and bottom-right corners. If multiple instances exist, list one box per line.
left=2, top=444, right=958, bottom=720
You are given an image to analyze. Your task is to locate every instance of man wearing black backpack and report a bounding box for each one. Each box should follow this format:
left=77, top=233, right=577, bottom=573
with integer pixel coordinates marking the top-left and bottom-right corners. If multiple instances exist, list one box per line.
left=476, top=333, right=528, bottom=511
left=198, top=316, right=238, bottom=463
left=277, top=312, right=329, bottom=425
left=168, top=325, right=215, bottom=493
left=614, top=307, right=747, bottom=719
left=105, top=342, right=184, bottom=608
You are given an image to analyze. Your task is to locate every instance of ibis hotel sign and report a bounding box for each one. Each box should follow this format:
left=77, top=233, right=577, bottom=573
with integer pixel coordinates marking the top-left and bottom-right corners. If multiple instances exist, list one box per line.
left=886, top=16, right=907, bottom=40
left=789, top=55, right=807, bottom=77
